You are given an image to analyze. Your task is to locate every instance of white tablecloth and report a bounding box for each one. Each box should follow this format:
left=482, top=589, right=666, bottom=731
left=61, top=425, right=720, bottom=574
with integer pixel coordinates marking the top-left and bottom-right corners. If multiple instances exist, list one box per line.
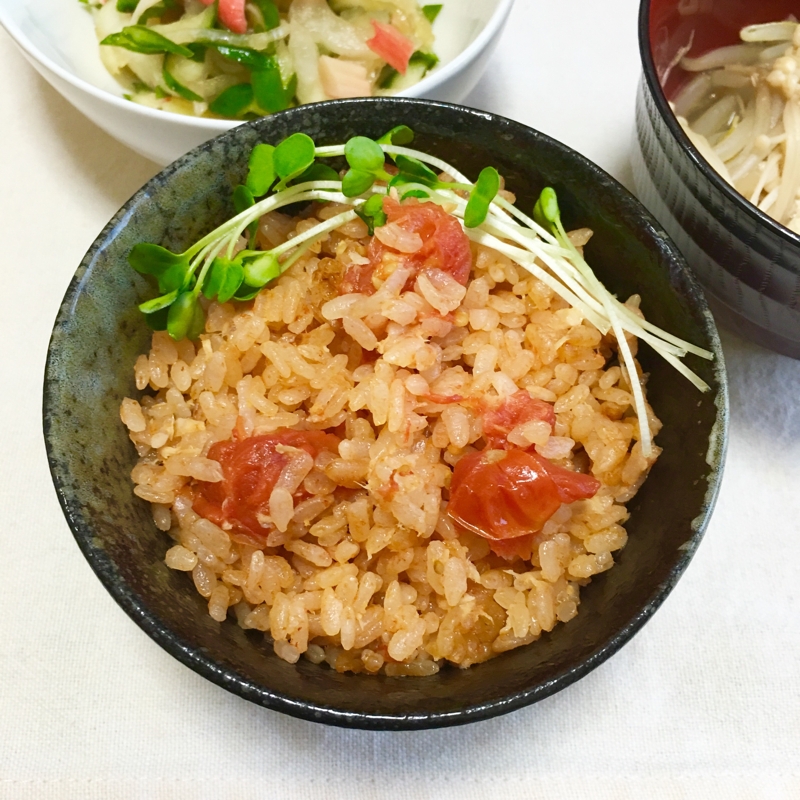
left=2, top=1, right=799, bottom=797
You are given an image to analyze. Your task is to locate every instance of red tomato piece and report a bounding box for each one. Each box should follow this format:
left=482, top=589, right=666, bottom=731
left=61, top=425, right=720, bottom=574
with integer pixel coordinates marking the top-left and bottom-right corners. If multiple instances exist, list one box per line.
left=366, top=21, right=415, bottom=74
left=217, top=0, right=247, bottom=34
left=342, top=197, right=472, bottom=294
left=479, top=390, right=556, bottom=448
left=447, top=448, right=599, bottom=558
left=193, top=430, right=340, bottom=544
left=339, top=260, right=377, bottom=295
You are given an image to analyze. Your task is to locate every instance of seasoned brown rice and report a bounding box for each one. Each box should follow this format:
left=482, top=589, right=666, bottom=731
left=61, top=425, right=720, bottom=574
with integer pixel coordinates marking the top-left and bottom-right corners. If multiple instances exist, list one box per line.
left=121, top=199, right=661, bottom=675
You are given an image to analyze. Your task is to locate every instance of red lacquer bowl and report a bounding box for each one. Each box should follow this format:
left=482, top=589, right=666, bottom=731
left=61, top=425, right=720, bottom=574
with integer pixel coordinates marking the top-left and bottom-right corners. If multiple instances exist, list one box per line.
left=634, top=0, right=800, bottom=357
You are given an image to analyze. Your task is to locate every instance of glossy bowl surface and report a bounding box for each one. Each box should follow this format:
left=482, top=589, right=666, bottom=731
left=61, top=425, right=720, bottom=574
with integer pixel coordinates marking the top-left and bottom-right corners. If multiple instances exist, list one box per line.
left=634, top=0, right=800, bottom=358
left=44, top=97, right=728, bottom=730
left=0, top=0, right=513, bottom=165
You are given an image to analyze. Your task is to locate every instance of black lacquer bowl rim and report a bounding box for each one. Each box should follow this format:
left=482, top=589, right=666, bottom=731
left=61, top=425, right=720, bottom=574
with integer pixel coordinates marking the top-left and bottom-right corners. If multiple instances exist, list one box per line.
left=44, top=97, right=729, bottom=730
left=638, top=0, right=800, bottom=257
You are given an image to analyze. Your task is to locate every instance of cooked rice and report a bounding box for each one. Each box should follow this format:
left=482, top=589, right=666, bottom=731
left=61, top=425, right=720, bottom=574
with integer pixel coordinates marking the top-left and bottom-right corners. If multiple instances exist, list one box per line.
left=122, top=200, right=662, bottom=675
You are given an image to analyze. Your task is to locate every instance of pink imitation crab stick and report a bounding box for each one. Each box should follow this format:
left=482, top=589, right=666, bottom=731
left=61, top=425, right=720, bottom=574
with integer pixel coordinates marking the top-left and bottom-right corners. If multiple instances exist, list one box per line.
left=198, top=0, right=247, bottom=34
left=366, top=20, right=414, bottom=74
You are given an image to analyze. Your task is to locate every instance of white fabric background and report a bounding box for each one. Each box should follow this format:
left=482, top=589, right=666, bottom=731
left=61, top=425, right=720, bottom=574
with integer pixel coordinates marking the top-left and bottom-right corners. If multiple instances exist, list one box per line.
left=2, top=0, right=800, bottom=796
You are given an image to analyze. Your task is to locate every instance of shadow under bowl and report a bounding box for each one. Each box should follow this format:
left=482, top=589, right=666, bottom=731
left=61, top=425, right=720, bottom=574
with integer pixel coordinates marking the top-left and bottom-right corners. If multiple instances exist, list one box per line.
left=44, top=97, right=728, bottom=730
left=634, top=0, right=800, bottom=358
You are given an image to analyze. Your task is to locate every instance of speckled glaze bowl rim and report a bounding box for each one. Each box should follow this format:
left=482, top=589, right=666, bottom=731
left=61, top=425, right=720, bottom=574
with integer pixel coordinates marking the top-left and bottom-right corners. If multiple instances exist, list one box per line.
left=638, top=0, right=800, bottom=256
left=44, top=97, right=729, bottom=729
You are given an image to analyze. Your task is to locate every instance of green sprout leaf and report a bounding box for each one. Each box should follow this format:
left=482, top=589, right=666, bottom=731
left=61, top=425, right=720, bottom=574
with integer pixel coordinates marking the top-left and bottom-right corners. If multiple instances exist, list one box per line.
left=377, top=125, right=414, bottom=146
left=400, top=188, right=430, bottom=200
left=422, top=4, right=442, bottom=23
left=218, top=261, right=245, bottom=302
left=128, top=243, right=189, bottom=276
left=138, top=289, right=179, bottom=314
left=345, top=136, right=385, bottom=173
left=342, top=136, right=391, bottom=196
left=143, top=306, right=170, bottom=331
left=392, top=154, right=439, bottom=187
left=209, top=83, right=253, bottom=117
left=245, top=143, right=276, bottom=196
left=157, top=261, right=192, bottom=293
left=234, top=184, right=255, bottom=215
left=233, top=184, right=258, bottom=242
left=202, top=258, right=227, bottom=300
left=533, top=186, right=560, bottom=233
left=233, top=284, right=263, bottom=301
left=354, top=194, right=387, bottom=235
left=273, top=133, right=316, bottom=185
left=464, top=166, right=500, bottom=228
left=203, top=258, right=245, bottom=303
left=342, top=169, right=376, bottom=197
left=101, top=26, right=193, bottom=58
left=167, top=292, right=203, bottom=340
left=116, top=0, right=138, bottom=11
left=291, top=163, right=340, bottom=184
left=237, top=250, right=281, bottom=287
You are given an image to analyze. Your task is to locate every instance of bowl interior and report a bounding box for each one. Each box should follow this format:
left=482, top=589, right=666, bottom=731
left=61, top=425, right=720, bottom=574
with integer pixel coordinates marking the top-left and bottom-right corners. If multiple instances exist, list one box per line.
left=44, top=98, right=727, bottom=729
left=649, top=0, right=799, bottom=98
left=0, top=0, right=504, bottom=112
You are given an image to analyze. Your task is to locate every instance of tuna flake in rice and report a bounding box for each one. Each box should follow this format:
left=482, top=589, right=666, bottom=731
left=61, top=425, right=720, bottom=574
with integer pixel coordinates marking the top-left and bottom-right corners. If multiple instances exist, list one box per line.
left=122, top=194, right=662, bottom=675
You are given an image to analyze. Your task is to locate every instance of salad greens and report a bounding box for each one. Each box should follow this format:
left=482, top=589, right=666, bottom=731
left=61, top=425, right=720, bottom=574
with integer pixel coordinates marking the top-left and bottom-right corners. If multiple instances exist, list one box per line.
left=93, top=0, right=440, bottom=120
left=102, top=25, right=194, bottom=58
left=129, top=127, right=713, bottom=457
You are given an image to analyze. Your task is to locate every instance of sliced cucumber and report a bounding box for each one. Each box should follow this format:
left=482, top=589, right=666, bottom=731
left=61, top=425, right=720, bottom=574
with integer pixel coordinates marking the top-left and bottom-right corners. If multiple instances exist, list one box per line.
left=163, top=54, right=203, bottom=101
left=378, top=51, right=438, bottom=93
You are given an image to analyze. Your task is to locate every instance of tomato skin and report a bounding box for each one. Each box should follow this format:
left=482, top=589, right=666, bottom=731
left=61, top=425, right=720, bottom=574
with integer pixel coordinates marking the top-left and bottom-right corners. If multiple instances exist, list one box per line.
left=339, top=260, right=377, bottom=295
left=480, top=390, right=556, bottom=448
left=447, top=448, right=600, bottom=558
left=366, top=21, right=415, bottom=74
left=341, top=197, right=472, bottom=295
left=194, top=430, right=340, bottom=544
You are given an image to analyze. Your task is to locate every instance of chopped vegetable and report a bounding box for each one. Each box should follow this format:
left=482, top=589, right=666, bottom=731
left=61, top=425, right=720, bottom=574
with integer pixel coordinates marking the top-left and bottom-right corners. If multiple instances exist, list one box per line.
left=218, top=0, right=248, bottom=34
left=89, top=0, right=438, bottom=120
left=366, top=21, right=415, bottom=74
left=100, top=25, right=194, bottom=57
left=319, top=56, right=372, bottom=99
left=422, top=4, right=442, bottom=23
left=193, top=431, right=341, bottom=544
left=128, top=128, right=713, bottom=458
left=675, top=20, right=800, bottom=233
left=448, top=449, right=601, bottom=554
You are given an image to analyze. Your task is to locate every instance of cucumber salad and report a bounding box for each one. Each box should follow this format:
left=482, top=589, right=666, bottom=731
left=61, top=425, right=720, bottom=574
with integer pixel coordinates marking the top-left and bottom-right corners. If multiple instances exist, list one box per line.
left=86, top=0, right=440, bottom=119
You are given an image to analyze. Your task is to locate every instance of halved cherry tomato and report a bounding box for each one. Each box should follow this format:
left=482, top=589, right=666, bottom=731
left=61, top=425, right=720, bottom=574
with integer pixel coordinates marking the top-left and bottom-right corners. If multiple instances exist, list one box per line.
left=479, top=390, right=556, bottom=448
left=447, top=448, right=600, bottom=559
left=341, top=197, right=472, bottom=294
left=194, top=430, right=340, bottom=544
left=366, top=21, right=415, bottom=74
